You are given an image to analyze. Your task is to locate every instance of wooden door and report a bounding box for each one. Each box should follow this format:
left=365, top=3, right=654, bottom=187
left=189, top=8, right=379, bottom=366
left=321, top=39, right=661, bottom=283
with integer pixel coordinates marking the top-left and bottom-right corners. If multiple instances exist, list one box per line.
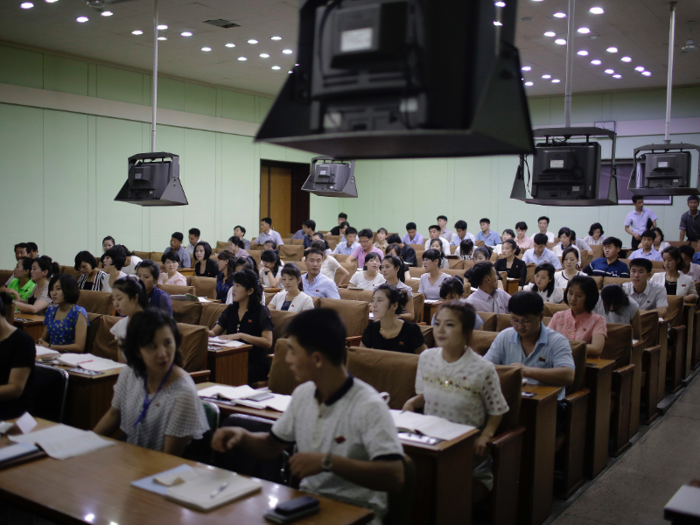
left=260, top=165, right=292, bottom=238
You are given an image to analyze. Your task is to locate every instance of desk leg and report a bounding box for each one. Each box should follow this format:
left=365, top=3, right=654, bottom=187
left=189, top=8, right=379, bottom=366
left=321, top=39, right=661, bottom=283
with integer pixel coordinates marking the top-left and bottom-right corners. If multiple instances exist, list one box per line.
left=207, top=352, right=248, bottom=386
left=584, top=365, right=612, bottom=479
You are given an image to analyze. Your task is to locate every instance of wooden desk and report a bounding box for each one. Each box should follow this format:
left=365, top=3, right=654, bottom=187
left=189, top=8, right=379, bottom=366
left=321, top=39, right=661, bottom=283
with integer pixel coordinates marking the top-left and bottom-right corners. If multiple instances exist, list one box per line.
left=584, top=358, right=615, bottom=478
left=207, top=345, right=252, bottom=386
left=197, top=383, right=479, bottom=525
left=180, top=268, right=195, bottom=277
left=519, top=384, right=560, bottom=525
left=506, top=278, right=520, bottom=296
left=423, top=301, right=443, bottom=326
left=14, top=313, right=45, bottom=342
left=0, top=419, right=373, bottom=525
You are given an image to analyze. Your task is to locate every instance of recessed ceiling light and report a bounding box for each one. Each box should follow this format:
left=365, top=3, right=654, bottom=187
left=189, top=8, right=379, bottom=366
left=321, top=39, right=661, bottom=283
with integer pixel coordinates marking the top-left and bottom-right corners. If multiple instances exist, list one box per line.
left=295, top=63, right=300, bottom=66
left=553, top=12, right=567, bottom=18
left=238, top=56, right=247, bottom=61
left=493, top=21, right=503, bottom=26
left=157, top=24, right=167, bottom=30
left=589, top=7, right=604, bottom=14
left=260, top=53, right=270, bottom=58
left=591, top=59, right=602, bottom=65
left=555, top=38, right=567, bottom=45
left=621, top=56, right=632, bottom=62
left=288, top=70, right=293, bottom=74
left=525, top=81, right=534, bottom=86
left=577, top=27, right=591, bottom=34
left=551, top=79, right=561, bottom=83
left=642, top=71, right=652, bottom=76
left=635, top=66, right=645, bottom=72
left=76, top=16, right=89, bottom=23
left=225, top=43, right=235, bottom=48
left=606, top=47, right=618, bottom=53
left=132, top=30, right=143, bottom=35
left=588, top=34, right=601, bottom=40
left=495, top=1, right=506, bottom=7
left=20, top=2, right=33, bottom=8
left=532, top=0, right=544, bottom=2
left=521, top=66, right=532, bottom=71
left=247, top=39, right=258, bottom=44
left=181, top=31, right=193, bottom=37
left=544, top=31, right=556, bottom=37
left=45, top=0, right=58, bottom=3
left=604, top=69, right=614, bottom=74
left=542, top=74, right=551, bottom=79
left=577, top=50, right=589, bottom=56
left=272, top=65, right=281, bottom=70
left=612, top=74, right=622, bottom=79
left=201, top=47, right=211, bottom=52
left=157, top=36, right=167, bottom=41
left=101, top=11, right=113, bottom=17
left=271, top=36, right=282, bottom=41
left=282, top=49, right=293, bottom=54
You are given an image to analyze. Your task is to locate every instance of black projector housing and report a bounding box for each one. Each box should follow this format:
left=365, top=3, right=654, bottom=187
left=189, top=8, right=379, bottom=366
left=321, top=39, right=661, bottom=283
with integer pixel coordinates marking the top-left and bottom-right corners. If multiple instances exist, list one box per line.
left=115, top=152, right=188, bottom=206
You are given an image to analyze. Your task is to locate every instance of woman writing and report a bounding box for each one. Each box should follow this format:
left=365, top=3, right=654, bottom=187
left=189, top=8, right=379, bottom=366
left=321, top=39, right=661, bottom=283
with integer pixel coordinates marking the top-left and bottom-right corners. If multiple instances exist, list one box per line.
left=1, top=257, right=35, bottom=301
left=523, top=263, right=563, bottom=303
left=110, top=277, right=149, bottom=345
left=158, top=252, right=187, bottom=286
left=456, top=239, right=474, bottom=260
left=120, top=246, right=143, bottom=276
left=38, top=275, right=88, bottom=353
left=94, top=309, right=209, bottom=456
left=101, top=247, right=128, bottom=292
left=268, top=263, right=314, bottom=312
left=554, top=247, right=586, bottom=291
left=349, top=252, right=386, bottom=290
left=216, top=250, right=236, bottom=302
left=193, top=241, right=218, bottom=278
left=259, top=249, right=283, bottom=288
left=135, top=261, right=172, bottom=315
left=75, top=251, right=107, bottom=291
left=380, top=254, right=415, bottom=321
left=418, top=249, right=449, bottom=300
left=361, top=284, right=426, bottom=353
left=650, top=247, right=697, bottom=302
left=494, top=239, right=526, bottom=287
left=14, top=256, right=59, bottom=315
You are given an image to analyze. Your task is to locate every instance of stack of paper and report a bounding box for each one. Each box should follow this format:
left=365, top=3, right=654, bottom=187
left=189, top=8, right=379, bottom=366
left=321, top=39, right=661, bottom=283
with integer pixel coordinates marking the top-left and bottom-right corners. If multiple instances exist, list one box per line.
left=389, top=410, right=475, bottom=441
left=9, top=424, right=115, bottom=460
left=198, top=384, right=258, bottom=400
left=35, top=346, right=59, bottom=360
left=208, top=337, right=245, bottom=349
left=57, top=353, right=126, bottom=372
left=234, top=394, right=292, bottom=413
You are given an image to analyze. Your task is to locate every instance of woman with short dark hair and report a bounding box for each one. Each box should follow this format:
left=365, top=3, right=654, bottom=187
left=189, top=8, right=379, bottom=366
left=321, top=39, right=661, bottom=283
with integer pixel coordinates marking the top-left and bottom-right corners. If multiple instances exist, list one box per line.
left=594, top=284, right=640, bottom=325
left=216, top=251, right=236, bottom=301
left=14, top=256, right=59, bottom=315
left=193, top=241, right=218, bottom=278
left=135, top=260, right=172, bottom=314
left=584, top=223, right=606, bottom=246
left=37, top=275, right=88, bottom=353
left=494, top=239, right=526, bottom=287
left=259, top=249, right=283, bottom=288
left=110, top=277, right=149, bottom=344
left=75, top=250, right=107, bottom=291
left=158, top=251, right=187, bottom=286
left=101, top=246, right=128, bottom=292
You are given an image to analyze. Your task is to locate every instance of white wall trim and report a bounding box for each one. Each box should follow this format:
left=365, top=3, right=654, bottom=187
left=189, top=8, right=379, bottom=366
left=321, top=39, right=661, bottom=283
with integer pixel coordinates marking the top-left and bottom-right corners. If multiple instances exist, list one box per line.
left=0, top=82, right=260, bottom=137
left=536, top=117, right=700, bottom=137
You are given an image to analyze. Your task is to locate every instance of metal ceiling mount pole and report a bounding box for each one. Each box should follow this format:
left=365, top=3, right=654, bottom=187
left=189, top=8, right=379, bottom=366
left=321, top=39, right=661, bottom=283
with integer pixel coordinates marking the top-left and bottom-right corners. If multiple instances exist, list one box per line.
left=564, top=0, right=575, bottom=127
left=151, top=0, right=159, bottom=152
left=665, top=2, right=677, bottom=143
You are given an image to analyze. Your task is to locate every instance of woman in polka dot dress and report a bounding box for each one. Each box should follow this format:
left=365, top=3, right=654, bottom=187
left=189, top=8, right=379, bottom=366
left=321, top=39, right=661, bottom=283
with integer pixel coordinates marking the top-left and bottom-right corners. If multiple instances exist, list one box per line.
left=37, top=274, right=88, bottom=353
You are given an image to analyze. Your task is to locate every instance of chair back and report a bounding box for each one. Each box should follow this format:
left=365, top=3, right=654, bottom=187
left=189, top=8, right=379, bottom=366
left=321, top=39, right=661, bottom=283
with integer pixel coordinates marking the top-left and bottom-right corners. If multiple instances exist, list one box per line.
left=412, top=293, right=425, bottom=323
left=443, top=268, right=467, bottom=280
left=92, top=315, right=121, bottom=362
left=191, top=276, right=217, bottom=299
left=601, top=323, right=633, bottom=368
left=0, top=270, right=13, bottom=287
left=409, top=267, right=425, bottom=279
left=339, top=288, right=374, bottom=302
left=419, top=324, right=434, bottom=348
left=84, top=313, right=102, bottom=354
left=591, top=276, right=604, bottom=290
left=318, top=298, right=370, bottom=337
left=347, top=347, right=419, bottom=409
left=59, top=266, right=81, bottom=279
left=176, top=323, right=208, bottom=371
left=406, top=279, right=420, bottom=294
left=30, top=363, right=69, bottom=423
left=172, top=301, right=203, bottom=325
left=471, top=331, right=499, bottom=356
left=494, top=365, right=523, bottom=433
left=77, top=290, right=114, bottom=315
left=183, top=400, right=220, bottom=466
left=385, top=456, right=416, bottom=525
left=149, top=251, right=164, bottom=263
left=543, top=302, right=569, bottom=317
left=567, top=340, right=588, bottom=395
left=639, top=309, right=660, bottom=349
left=199, top=303, right=227, bottom=329
left=279, top=245, right=304, bottom=261
left=157, top=284, right=196, bottom=296
left=478, top=312, right=497, bottom=331
left=268, top=339, right=302, bottom=395
left=214, top=241, right=228, bottom=253
left=525, top=263, right=536, bottom=284
left=133, top=251, right=152, bottom=261
left=603, top=277, right=631, bottom=288
left=591, top=245, right=604, bottom=259
left=290, top=238, right=303, bottom=245
left=270, top=309, right=298, bottom=347
left=495, top=314, right=512, bottom=332
left=448, top=259, right=465, bottom=269
left=666, top=295, right=685, bottom=328
left=246, top=251, right=262, bottom=266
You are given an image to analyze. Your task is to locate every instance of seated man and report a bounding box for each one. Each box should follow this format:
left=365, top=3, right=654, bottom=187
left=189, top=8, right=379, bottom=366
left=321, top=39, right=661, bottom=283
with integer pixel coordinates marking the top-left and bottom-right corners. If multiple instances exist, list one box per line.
left=291, top=222, right=306, bottom=240
left=255, top=217, right=285, bottom=246
left=475, top=218, right=501, bottom=247
left=186, top=228, right=200, bottom=257
left=302, top=219, right=316, bottom=249
left=538, top=216, right=556, bottom=243
left=302, top=249, right=341, bottom=299
left=212, top=309, right=404, bottom=525
left=522, top=234, right=563, bottom=270
left=437, top=215, right=454, bottom=242
left=622, top=258, right=668, bottom=318
left=350, top=229, right=384, bottom=268
left=628, top=230, right=663, bottom=261
left=234, top=225, right=251, bottom=251
left=450, top=220, right=476, bottom=247
left=582, top=236, right=629, bottom=278
left=679, top=245, right=700, bottom=281
left=332, top=227, right=360, bottom=256
left=423, top=225, right=450, bottom=252
left=401, top=222, right=424, bottom=245
left=386, top=234, right=417, bottom=266
left=26, top=242, right=39, bottom=259
left=465, top=262, right=511, bottom=313
left=330, top=212, right=348, bottom=236
left=163, top=231, right=191, bottom=268
left=484, top=291, right=575, bottom=431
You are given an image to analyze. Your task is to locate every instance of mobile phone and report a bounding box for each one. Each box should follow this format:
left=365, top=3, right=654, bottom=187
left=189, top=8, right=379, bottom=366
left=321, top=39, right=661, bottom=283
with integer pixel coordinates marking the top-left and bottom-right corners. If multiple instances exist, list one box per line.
left=276, top=496, right=320, bottom=515
left=246, top=392, right=274, bottom=402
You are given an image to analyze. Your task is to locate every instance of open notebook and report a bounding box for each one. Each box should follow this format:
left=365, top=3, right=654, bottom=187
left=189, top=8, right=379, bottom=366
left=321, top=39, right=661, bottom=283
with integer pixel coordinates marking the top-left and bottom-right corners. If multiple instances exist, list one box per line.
left=389, top=410, right=475, bottom=441
left=198, top=385, right=291, bottom=412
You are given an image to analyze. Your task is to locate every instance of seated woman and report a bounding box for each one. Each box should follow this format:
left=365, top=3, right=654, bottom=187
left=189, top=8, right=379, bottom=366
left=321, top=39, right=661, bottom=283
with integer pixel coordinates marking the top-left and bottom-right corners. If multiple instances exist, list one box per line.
left=594, top=284, right=640, bottom=326
left=515, top=221, right=534, bottom=251
left=552, top=227, right=581, bottom=265
left=349, top=252, right=386, bottom=290
left=374, top=227, right=389, bottom=251
left=428, top=238, right=450, bottom=269
left=102, top=235, right=115, bottom=252
left=554, top=246, right=586, bottom=291
left=120, top=246, right=143, bottom=276
left=494, top=229, right=516, bottom=255
left=549, top=275, right=607, bottom=357
left=263, top=240, right=277, bottom=252
left=193, top=241, right=218, bottom=278
left=386, top=244, right=412, bottom=281
left=652, top=228, right=671, bottom=254
left=94, top=309, right=209, bottom=456
left=110, top=277, right=149, bottom=345
left=268, top=263, right=314, bottom=312
left=0, top=292, right=36, bottom=420
left=101, top=246, right=128, bottom=292
left=312, top=240, right=350, bottom=283
left=311, top=233, right=333, bottom=256
left=583, top=222, right=606, bottom=246
left=650, top=246, right=697, bottom=303
left=418, top=249, right=449, bottom=300
left=523, top=263, right=563, bottom=304
left=361, top=284, right=426, bottom=354
left=403, top=301, right=508, bottom=493
left=259, top=249, right=283, bottom=288
left=430, top=277, right=485, bottom=330
left=38, top=275, right=88, bottom=353
left=456, top=239, right=474, bottom=260
left=380, top=254, right=415, bottom=321
left=14, top=256, right=59, bottom=315
left=209, top=269, right=274, bottom=385
left=494, top=239, right=526, bottom=288
left=225, top=258, right=257, bottom=305
left=2, top=257, right=35, bottom=301
left=228, top=236, right=250, bottom=259
left=465, top=247, right=503, bottom=290
left=216, top=250, right=236, bottom=302
left=135, top=260, right=172, bottom=315
left=158, top=252, right=187, bottom=286
left=75, top=251, right=107, bottom=291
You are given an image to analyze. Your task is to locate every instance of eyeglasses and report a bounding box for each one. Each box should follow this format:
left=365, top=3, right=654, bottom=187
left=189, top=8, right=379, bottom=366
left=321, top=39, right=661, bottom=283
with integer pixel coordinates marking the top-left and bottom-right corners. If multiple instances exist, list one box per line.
left=510, top=316, right=536, bottom=327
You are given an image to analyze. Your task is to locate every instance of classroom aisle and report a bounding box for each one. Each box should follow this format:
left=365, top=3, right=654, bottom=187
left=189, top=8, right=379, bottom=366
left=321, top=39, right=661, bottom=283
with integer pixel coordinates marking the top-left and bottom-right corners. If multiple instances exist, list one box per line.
left=551, top=374, right=700, bottom=525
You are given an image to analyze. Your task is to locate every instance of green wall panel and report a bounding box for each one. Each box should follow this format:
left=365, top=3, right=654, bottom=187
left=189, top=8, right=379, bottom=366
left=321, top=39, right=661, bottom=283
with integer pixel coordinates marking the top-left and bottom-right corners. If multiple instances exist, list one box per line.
left=182, top=129, right=217, bottom=244
left=43, top=55, right=88, bottom=96
left=96, top=65, right=145, bottom=105
left=0, top=45, right=43, bottom=89
left=221, top=134, right=257, bottom=241
left=149, top=125, right=186, bottom=246
left=221, top=90, right=256, bottom=122
left=184, top=82, right=217, bottom=117
left=157, top=77, right=186, bottom=111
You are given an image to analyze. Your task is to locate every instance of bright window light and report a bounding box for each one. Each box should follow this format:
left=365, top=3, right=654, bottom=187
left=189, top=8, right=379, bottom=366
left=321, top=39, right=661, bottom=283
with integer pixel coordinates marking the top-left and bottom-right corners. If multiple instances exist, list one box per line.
left=590, top=7, right=604, bottom=14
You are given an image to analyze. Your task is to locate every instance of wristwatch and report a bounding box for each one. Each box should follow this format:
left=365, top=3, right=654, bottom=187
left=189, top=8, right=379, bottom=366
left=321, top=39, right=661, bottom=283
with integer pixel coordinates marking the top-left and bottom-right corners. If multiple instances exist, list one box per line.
left=321, top=452, right=333, bottom=472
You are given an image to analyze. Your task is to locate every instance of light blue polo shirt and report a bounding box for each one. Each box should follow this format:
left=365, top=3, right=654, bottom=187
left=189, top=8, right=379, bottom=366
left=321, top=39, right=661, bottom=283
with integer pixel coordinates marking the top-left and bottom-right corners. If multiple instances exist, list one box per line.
left=333, top=241, right=361, bottom=256
left=302, top=272, right=341, bottom=299
left=476, top=230, right=501, bottom=246
left=483, top=323, right=574, bottom=400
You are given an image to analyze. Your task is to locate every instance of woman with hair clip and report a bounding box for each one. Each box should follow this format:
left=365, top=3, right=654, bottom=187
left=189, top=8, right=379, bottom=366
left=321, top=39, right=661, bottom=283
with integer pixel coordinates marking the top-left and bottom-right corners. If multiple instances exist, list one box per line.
left=135, top=260, right=172, bottom=315
left=268, top=263, right=314, bottom=312
left=523, top=263, right=563, bottom=303
left=14, top=256, right=59, bottom=315
left=428, top=238, right=450, bottom=269
left=652, top=227, right=671, bottom=254
left=386, top=244, right=412, bottom=281
left=494, top=239, right=527, bottom=287
left=651, top=246, right=697, bottom=302
left=361, top=284, right=426, bottom=354
left=74, top=251, right=107, bottom=291
left=120, top=246, right=143, bottom=276
left=554, top=246, right=586, bottom=291
left=101, top=246, right=128, bottom=292
left=94, top=309, right=209, bottom=456
left=227, top=236, right=250, bottom=258
left=349, top=251, right=386, bottom=290
left=403, top=301, right=508, bottom=494
left=110, top=277, right=149, bottom=344
left=158, top=252, right=187, bottom=286
left=456, top=239, right=475, bottom=260
left=259, top=249, right=283, bottom=288
left=210, top=269, right=274, bottom=385
left=584, top=223, right=606, bottom=246
left=193, top=241, right=218, bottom=278
left=215, top=250, right=236, bottom=302
left=418, top=249, right=449, bottom=300
left=380, top=254, right=415, bottom=321
left=2, top=257, right=35, bottom=301
left=594, top=284, right=640, bottom=325
left=38, top=275, right=88, bottom=353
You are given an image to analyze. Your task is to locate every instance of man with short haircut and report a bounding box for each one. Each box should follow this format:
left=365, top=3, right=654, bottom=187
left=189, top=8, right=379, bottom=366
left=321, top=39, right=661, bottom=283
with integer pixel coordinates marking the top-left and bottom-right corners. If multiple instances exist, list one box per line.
left=629, top=230, right=663, bottom=261
left=350, top=229, right=384, bottom=268
left=522, top=234, right=562, bottom=270
left=401, top=222, right=424, bottom=245
left=234, top=225, right=250, bottom=250
left=14, top=243, right=28, bottom=261
left=450, top=220, right=476, bottom=246
left=475, top=218, right=501, bottom=246
left=302, top=249, right=341, bottom=299
left=436, top=215, right=453, bottom=242
left=424, top=225, right=450, bottom=252
left=623, top=258, right=668, bottom=318
left=679, top=195, right=700, bottom=242
left=333, top=227, right=360, bottom=256
left=625, top=196, right=658, bottom=250
left=26, top=242, right=39, bottom=259
left=212, top=309, right=404, bottom=524
left=292, top=223, right=306, bottom=240
left=255, top=217, right=285, bottom=246
left=678, top=245, right=700, bottom=281
left=330, top=213, right=348, bottom=236
left=302, top=219, right=316, bottom=249
left=163, top=232, right=191, bottom=268
left=538, top=216, right=556, bottom=243
left=582, top=237, right=629, bottom=277
left=186, top=228, right=200, bottom=257
left=386, top=235, right=417, bottom=266
left=465, top=262, right=511, bottom=313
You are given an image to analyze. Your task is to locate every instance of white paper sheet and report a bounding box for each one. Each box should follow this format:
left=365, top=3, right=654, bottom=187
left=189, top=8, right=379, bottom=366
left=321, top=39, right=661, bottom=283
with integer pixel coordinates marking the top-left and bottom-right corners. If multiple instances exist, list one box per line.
left=58, top=353, right=99, bottom=367
left=35, top=346, right=59, bottom=358
left=14, top=412, right=37, bottom=434
left=198, top=384, right=257, bottom=400
left=389, top=410, right=475, bottom=441
left=208, top=337, right=245, bottom=348
left=39, top=431, right=114, bottom=460
left=9, top=424, right=85, bottom=445
left=79, top=359, right=126, bottom=372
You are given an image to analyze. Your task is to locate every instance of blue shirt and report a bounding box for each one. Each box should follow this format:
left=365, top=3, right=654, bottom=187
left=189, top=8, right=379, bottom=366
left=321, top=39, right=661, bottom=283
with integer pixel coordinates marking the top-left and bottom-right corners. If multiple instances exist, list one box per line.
left=292, top=229, right=305, bottom=240
left=629, top=248, right=663, bottom=262
left=333, top=241, right=361, bottom=255
left=149, top=286, right=173, bottom=315
left=693, top=252, right=700, bottom=265
left=43, top=304, right=89, bottom=346
left=522, top=247, right=563, bottom=270
left=216, top=273, right=233, bottom=302
left=255, top=229, right=285, bottom=245
left=583, top=257, right=630, bottom=278
left=303, top=235, right=314, bottom=249
left=484, top=324, right=574, bottom=400
left=401, top=233, right=425, bottom=245
left=476, top=230, right=501, bottom=246
left=302, top=272, right=341, bottom=299
left=450, top=232, right=476, bottom=246
left=164, top=246, right=191, bottom=268
left=624, top=208, right=658, bottom=235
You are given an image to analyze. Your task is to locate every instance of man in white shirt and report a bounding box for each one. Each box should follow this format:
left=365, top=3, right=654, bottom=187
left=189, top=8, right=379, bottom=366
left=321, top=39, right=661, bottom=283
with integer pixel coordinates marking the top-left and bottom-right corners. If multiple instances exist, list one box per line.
left=211, top=309, right=405, bottom=525
left=450, top=220, right=476, bottom=246
left=628, top=230, right=663, bottom=261
left=679, top=245, right=700, bottom=281
left=624, top=196, right=658, bottom=250
left=622, top=258, right=668, bottom=318
left=466, top=262, right=511, bottom=313
left=333, top=227, right=361, bottom=256
left=523, top=234, right=562, bottom=270
left=186, top=228, right=200, bottom=257
left=437, top=215, right=454, bottom=242
left=537, top=216, right=556, bottom=243
left=302, top=249, right=341, bottom=299
left=424, top=225, right=450, bottom=253
left=255, top=217, right=285, bottom=246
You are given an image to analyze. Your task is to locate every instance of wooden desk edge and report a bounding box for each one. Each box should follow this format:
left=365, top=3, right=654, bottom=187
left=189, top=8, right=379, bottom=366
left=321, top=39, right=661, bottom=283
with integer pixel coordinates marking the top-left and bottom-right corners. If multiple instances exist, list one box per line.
left=207, top=344, right=254, bottom=356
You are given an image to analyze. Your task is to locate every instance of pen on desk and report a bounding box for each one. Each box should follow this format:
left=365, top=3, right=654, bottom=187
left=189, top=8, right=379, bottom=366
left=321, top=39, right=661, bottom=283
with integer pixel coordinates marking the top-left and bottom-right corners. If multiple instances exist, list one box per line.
left=76, top=360, right=93, bottom=365
left=210, top=481, right=228, bottom=498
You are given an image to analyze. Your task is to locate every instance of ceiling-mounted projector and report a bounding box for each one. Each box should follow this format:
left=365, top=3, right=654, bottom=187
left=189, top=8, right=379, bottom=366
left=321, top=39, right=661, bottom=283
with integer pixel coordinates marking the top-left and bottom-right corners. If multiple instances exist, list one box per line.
left=302, top=157, right=357, bottom=197
left=627, top=143, right=700, bottom=196
left=115, top=152, right=188, bottom=206
left=254, top=0, right=534, bottom=159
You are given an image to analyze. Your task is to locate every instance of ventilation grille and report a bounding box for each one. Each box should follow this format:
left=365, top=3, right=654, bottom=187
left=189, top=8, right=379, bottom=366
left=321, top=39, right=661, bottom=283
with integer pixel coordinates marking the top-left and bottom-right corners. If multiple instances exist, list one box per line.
left=204, top=19, right=241, bottom=29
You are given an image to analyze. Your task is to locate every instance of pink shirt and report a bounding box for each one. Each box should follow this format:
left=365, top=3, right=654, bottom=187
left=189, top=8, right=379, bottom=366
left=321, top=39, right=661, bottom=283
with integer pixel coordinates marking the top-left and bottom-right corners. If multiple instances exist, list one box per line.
left=516, top=235, right=534, bottom=250
left=158, top=272, right=187, bottom=287
left=548, top=309, right=607, bottom=344
left=351, top=246, right=384, bottom=269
